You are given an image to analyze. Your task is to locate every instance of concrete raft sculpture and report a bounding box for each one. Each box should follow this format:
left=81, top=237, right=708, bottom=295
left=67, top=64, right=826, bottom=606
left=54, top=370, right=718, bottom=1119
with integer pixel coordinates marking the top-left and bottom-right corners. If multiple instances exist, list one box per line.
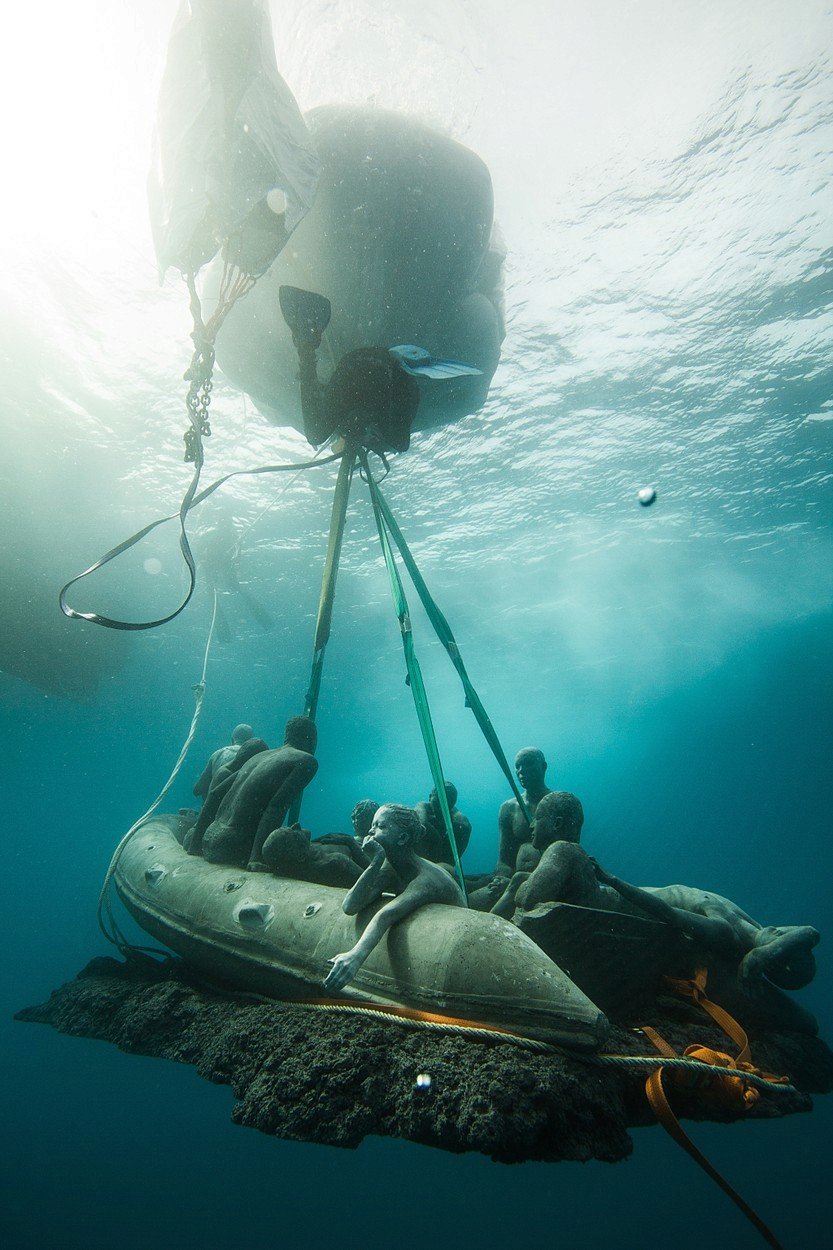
left=114, top=816, right=609, bottom=1050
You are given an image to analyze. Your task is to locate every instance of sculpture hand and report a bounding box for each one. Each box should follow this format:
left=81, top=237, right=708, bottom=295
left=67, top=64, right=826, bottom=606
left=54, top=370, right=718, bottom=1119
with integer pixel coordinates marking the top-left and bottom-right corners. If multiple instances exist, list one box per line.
left=590, top=858, right=613, bottom=884
left=738, top=950, right=765, bottom=997
left=361, top=836, right=386, bottom=861
left=324, top=950, right=361, bottom=991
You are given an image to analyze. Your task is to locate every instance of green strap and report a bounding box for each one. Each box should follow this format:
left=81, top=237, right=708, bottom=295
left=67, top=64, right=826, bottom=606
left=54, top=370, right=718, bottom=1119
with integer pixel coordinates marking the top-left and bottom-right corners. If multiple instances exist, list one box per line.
left=289, top=449, right=356, bottom=825
left=372, top=481, right=530, bottom=825
left=366, top=473, right=469, bottom=904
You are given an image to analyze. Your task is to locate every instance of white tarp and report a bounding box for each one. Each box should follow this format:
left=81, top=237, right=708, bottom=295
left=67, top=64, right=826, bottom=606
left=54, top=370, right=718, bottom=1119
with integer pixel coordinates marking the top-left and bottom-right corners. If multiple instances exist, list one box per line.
left=148, top=0, right=320, bottom=277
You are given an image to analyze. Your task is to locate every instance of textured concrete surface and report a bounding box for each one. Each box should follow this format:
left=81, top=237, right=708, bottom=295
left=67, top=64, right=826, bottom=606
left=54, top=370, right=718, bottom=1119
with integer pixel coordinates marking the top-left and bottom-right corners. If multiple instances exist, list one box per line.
left=16, top=956, right=833, bottom=1163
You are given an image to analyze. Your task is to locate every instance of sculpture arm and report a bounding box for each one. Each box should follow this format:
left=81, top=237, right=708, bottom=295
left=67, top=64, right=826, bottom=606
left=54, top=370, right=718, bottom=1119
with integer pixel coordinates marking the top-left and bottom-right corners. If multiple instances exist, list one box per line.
left=596, top=866, right=737, bottom=951
left=185, top=770, right=237, bottom=856
left=594, top=866, right=679, bottom=923
left=454, top=815, right=472, bottom=858
left=491, top=870, right=531, bottom=919
left=739, top=924, right=820, bottom=990
left=340, top=842, right=388, bottom=915
left=325, top=887, right=421, bottom=991
left=494, top=802, right=519, bottom=877
left=193, top=760, right=214, bottom=799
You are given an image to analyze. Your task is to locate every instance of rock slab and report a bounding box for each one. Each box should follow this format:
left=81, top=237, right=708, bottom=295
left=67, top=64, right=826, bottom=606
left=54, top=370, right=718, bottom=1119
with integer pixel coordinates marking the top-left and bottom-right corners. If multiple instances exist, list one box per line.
left=16, top=956, right=833, bottom=1164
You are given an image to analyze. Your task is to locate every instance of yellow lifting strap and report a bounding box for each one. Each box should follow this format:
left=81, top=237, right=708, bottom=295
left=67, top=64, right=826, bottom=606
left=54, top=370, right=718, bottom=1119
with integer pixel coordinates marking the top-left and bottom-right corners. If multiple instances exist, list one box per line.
left=640, top=968, right=790, bottom=1250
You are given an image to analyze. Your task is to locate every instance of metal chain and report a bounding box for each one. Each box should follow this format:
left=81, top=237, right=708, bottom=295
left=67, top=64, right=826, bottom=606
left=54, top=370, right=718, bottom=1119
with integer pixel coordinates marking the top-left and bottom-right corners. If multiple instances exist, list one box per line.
left=183, top=341, right=216, bottom=463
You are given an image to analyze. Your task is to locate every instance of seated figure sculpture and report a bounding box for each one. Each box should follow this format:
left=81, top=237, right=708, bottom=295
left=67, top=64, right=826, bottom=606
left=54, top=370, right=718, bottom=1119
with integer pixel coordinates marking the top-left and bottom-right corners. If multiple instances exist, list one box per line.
left=260, top=824, right=365, bottom=888
left=185, top=715, right=318, bottom=870
left=314, top=798, right=380, bottom=860
left=491, top=790, right=584, bottom=918
left=324, top=803, right=464, bottom=991
left=350, top=799, right=380, bottom=840
left=494, top=746, right=552, bottom=877
left=414, top=782, right=472, bottom=865
left=192, top=722, right=255, bottom=801
left=184, top=733, right=269, bottom=852
left=492, top=791, right=819, bottom=995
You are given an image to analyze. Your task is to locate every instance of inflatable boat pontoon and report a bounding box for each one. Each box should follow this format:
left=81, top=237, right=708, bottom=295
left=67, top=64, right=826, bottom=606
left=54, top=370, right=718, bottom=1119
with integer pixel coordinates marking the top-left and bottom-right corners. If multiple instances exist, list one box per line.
left=114, top=817, right=609, bottom=1050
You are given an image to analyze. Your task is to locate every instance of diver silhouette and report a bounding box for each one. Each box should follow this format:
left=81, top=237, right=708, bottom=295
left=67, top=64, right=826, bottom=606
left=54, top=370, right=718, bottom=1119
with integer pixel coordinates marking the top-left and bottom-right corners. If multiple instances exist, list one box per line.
left=196, top=514, right=274, bottom=642
left=279, top=285, right=481, bottom=454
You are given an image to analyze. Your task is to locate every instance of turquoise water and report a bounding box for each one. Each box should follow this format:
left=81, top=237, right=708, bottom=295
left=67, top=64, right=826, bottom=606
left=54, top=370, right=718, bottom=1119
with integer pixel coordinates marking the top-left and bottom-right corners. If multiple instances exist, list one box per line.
left=2, top=2, right=832, bottom=1246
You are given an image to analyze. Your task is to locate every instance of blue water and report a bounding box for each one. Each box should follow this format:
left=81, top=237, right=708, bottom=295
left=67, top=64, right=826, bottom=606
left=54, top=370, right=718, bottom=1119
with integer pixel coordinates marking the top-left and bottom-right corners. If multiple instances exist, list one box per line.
left=2, top=2, right=833, bottom=1247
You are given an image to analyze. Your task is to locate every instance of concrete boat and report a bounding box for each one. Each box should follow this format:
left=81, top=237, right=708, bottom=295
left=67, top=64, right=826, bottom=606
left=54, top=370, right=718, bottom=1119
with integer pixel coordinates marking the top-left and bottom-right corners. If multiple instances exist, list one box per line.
left=114, top=816, right=609, bottom=1050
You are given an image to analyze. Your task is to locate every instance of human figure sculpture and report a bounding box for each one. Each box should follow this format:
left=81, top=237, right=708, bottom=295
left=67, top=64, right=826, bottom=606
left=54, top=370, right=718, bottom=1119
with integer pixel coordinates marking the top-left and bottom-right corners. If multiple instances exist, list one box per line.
left=184, top=734, right=269, bottom=853
left=324, top=803, right=464, bottom=991
left=491, top=790, right=584, bottom=918
left=186, top=716, right=318, bottom=869
left=350, top=799, right=380, bottom=840
left=315, top=798, right=380, bottom=858
left=491, top=792, right=820, bottom=994
left=592, top=866, right=820, bottom=995
left=260, top=824, right=365, bottom=888
left=494, top=747, right=551, bottom=877
left=414, top=782, right=472, bottom=865
left=192, top=722, right=255, bottom=801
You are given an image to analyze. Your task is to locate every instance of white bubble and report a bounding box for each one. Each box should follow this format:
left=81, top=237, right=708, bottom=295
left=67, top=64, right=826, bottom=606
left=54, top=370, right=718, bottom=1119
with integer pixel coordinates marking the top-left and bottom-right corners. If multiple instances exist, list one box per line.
left=414, top=1072, right=432, bottom=1090
left=637, top=485, right=657, bottom=507
left=143, top=557, right=162, bottom=575
left=266, top=187, right=287, bottom=215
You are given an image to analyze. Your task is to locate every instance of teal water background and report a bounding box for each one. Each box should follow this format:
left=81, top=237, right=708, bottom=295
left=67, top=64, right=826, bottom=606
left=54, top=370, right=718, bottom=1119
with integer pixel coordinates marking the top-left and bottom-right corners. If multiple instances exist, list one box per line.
left=2, top=3, right=832, bottom=1246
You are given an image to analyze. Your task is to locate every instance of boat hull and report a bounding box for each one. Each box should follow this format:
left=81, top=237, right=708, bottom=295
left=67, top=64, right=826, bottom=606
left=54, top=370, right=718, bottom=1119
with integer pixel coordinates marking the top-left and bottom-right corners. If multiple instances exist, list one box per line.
left=114, top=817, right=608, bottom=1050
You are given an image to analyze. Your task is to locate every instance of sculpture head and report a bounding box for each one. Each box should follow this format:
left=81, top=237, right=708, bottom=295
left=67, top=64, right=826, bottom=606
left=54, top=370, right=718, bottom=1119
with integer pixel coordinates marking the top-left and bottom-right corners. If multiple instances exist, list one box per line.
left=514, top=747, right=547, bottom=792
left=265, top=825, right=311, bottom=872
left=231, top=723, right=254, bottom=745
left=532, top=791, right=584, bottom=850
left=368, top=803, right=422, bottom=850
left=429, top=782, right=457, bottom=813
left=284, top=715, right=317, bottom=754
left=760, top=925, right=820, bottom=990
left=351, top=799, right=379, bottom=838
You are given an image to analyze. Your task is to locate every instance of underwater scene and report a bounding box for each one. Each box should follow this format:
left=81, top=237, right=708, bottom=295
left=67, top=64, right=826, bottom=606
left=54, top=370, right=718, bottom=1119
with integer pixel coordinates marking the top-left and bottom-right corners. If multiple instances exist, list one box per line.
left=2, top=2, right=832, bottom=1247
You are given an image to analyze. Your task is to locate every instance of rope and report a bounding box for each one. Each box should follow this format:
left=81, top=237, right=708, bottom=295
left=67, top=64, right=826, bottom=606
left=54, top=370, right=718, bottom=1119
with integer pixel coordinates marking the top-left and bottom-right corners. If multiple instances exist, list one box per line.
left=584, top=1053, right=796, bottom=1094
left=96, top=435, right=337, bottom=950
left=282, top=999, right=796, bottom=1095
left=294, top=999, right=544, bottom=1046
left=97, top=590, right=219, bottom=956
left=287, top=447, right=358, bottom=826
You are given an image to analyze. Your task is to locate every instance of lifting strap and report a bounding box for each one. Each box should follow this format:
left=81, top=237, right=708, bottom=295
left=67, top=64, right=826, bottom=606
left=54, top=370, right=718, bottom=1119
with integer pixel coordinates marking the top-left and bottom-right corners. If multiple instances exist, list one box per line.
left=364, top=462, right=468, bottom=903
left=59, top=449, right=344, bottom=630
left=302, top=448, right=358, bottom=721
left=639, top=968, right=789, bottom=1250
left=287, top=447, right=357, bottom=826
left=368, top=472, right=531, bottom=825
